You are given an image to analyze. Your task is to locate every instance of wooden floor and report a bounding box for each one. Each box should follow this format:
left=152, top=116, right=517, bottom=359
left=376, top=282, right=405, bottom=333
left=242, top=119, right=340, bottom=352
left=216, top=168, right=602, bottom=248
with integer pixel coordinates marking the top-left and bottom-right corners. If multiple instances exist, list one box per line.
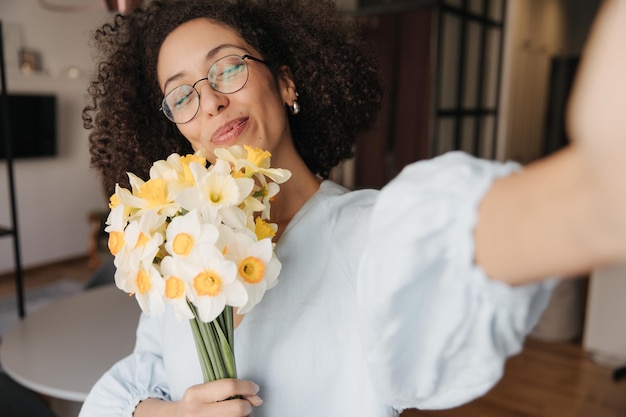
left=0, top=256, right=94, bottom=297
left=1, top=257, right=625, bottom=417
left=401, top=338, right=626, bottom=417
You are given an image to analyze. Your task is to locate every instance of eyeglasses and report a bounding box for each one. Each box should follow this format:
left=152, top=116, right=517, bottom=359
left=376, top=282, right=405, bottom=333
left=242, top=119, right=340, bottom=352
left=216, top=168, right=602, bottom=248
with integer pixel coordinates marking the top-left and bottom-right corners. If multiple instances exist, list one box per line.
left=160, top=54, right=266, bottom=124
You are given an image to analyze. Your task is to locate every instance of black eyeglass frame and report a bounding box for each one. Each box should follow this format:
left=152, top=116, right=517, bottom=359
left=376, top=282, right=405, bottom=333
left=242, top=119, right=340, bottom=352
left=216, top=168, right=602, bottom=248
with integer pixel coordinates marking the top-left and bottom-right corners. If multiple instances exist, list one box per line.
left=159, top=54, right=267, bottom=124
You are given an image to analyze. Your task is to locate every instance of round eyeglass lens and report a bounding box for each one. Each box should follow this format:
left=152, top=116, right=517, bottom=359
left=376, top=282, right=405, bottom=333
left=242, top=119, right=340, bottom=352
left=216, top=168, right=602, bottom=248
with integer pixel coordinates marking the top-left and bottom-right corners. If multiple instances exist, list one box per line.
left=163, top=84, right=200, bottom=124
left=209, top=55, right=249, bottom=94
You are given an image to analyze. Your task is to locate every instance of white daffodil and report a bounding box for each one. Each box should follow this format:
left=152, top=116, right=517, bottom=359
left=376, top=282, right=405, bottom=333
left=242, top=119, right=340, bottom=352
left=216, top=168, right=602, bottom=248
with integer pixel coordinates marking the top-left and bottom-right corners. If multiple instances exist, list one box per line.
left=164, top=209, right=219, bottom=258
left=122, top=210, right=167, bottom=253
left=214, top=145, right=292, bottom=184
left=107, top=146, right=289, bottom=326
left=159, top=256, right=195, bottom=321
left=181, top=246, right=248, bottom=323
left=113, top=231, right=165, bottom=316
left=212, top=145, right=247, bottom=166
left=104, top=204, right=128, bottom=256
left=257, top=180, right=280, bottom=220
left=241, top=194, right=265, bottom=216
left=176, top=165, right=254, bottom=214
left=207, top=158, right=235, bottom=176
left=223, top=231, right=281, bottom=314
left=114, top=219, right=163, bottom=276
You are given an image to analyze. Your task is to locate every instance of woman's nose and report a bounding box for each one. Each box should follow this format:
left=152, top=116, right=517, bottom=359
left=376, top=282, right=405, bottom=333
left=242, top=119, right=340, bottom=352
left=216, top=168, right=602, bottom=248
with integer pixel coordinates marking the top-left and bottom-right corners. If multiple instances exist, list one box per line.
left=196, top=81, right=229, bottom=117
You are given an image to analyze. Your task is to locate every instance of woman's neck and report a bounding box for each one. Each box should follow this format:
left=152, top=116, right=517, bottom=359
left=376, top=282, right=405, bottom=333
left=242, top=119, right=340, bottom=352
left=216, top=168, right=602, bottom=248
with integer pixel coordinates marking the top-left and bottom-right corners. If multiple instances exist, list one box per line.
left=269, top=160, right=322, bottom=241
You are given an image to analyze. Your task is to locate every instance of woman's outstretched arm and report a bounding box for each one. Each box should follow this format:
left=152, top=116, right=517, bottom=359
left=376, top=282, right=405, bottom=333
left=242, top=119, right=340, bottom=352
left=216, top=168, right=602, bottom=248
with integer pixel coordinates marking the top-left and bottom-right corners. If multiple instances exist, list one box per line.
left=474, top=0, right=626, bottom=285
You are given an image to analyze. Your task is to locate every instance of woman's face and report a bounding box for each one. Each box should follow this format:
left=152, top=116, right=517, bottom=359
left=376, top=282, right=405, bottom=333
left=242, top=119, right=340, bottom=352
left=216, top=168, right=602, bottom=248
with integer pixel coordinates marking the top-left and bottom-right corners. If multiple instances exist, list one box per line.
left=157, top=18, right=296, bottom=163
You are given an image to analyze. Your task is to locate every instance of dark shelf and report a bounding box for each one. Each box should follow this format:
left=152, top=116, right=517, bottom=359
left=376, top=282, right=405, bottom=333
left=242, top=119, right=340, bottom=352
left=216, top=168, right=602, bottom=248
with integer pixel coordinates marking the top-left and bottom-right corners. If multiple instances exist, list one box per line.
left=1, top=20, right=25, bottom=318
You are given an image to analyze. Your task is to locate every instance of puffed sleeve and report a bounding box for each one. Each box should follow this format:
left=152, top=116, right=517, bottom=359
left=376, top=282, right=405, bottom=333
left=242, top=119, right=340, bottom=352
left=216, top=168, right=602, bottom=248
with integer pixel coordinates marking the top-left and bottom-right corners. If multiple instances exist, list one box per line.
left=356, top=151, right=556, bottom=411
left=78, top=313, right=171, bottom=417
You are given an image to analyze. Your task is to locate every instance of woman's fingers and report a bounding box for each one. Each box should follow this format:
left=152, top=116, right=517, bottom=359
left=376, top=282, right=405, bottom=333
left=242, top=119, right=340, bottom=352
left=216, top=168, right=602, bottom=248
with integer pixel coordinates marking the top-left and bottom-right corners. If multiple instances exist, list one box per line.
left=179, top=379, right=262, bottom=417
left=242, top=394, right=264, bottom=407
left=196, top=378, right=260, bottom=403
left=199, top=396, right=256, bottom=416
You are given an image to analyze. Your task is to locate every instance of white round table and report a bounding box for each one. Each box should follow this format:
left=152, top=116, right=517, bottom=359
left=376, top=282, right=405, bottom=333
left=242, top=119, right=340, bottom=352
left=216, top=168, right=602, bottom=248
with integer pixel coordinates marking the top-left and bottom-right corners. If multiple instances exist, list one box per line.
left=0, top=285, right=140, bottom=402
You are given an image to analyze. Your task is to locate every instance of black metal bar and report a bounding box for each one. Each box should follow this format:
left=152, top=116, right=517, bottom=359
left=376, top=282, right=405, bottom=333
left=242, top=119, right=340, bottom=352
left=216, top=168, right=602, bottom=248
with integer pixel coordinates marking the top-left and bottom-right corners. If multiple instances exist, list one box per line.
left=440, top=3, right=503, bottom=27
left=472, top=0, right=489, bottom=156
left=0, top=20, right=26, bottom=318
left=491, top=0, right=507, bottom=159
left=431, top=2, right=444, bottom=155
left=452, top=0, right=469, bottom=151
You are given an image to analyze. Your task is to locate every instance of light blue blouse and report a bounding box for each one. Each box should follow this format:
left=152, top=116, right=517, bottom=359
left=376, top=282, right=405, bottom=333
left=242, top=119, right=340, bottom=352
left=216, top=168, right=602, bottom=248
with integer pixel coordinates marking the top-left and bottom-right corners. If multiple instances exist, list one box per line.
left=79, top=152, right=555, bottom=417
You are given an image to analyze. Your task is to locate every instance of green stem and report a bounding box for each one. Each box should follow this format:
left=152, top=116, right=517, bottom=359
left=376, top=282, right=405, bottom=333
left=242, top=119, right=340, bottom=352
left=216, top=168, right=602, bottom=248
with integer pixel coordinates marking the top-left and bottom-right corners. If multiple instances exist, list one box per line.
left=188, top=312, right=214, bottom=382
left=214, top=318, right=237, bottom=378
left=225, top=305, right=234, bottom=347
left=200, top=317, right=227, bottom=380
left=187, top=301, right=237, bottom=383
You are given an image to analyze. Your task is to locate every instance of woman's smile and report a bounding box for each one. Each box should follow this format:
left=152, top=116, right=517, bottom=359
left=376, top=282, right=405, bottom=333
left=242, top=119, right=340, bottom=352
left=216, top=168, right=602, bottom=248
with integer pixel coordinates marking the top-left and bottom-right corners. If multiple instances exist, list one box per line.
left=211, top=117, right=249, bottom=146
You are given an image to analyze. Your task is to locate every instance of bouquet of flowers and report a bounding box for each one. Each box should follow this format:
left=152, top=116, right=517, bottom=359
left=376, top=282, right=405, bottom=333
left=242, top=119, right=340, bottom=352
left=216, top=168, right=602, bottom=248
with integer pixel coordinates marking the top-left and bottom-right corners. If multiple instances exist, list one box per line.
left=104, top=145, right=291, bottom=382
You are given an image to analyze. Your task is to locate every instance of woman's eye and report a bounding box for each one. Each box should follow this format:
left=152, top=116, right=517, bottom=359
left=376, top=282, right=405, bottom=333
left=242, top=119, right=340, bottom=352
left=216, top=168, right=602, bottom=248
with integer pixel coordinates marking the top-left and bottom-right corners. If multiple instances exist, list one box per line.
left=173, top=90, right=193, bottom=108
left=219, top=64, right=245, bottom=81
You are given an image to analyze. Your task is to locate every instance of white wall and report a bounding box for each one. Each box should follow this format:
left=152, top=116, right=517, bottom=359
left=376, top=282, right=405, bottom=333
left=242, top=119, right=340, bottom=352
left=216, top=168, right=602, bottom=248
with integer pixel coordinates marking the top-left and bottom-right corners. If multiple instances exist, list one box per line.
left=0, top=1, right=113, bottom=274
left=497, top=0, right=601, bottom=164
left=584, top=264, right=626, bottom=366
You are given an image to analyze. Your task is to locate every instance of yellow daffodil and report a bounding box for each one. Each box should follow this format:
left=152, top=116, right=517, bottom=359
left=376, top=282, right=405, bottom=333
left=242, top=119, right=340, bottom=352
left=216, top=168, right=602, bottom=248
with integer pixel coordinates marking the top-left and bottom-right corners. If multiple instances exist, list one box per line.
left=254, top=217, right=277, bottom=240
left=118, top=172, right=181, bottom=217
left=150, top=151, right=207, bottom=194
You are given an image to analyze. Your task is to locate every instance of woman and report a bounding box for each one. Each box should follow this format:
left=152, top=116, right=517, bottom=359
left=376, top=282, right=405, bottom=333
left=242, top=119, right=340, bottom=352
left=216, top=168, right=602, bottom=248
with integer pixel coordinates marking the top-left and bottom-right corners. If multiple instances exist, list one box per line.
left=79, top=0, right=626, bottom=416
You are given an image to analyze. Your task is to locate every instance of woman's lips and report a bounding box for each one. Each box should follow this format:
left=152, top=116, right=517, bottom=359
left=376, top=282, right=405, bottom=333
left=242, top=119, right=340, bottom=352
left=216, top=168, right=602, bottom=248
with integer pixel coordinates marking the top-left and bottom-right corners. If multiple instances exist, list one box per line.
left=211, top=118, right=249, bottom=145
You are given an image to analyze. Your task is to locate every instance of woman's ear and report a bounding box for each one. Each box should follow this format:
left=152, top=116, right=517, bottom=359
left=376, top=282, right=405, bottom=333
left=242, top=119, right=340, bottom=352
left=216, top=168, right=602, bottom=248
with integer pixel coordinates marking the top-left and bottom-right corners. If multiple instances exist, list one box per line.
left=277, top=65, right=298, bottom=105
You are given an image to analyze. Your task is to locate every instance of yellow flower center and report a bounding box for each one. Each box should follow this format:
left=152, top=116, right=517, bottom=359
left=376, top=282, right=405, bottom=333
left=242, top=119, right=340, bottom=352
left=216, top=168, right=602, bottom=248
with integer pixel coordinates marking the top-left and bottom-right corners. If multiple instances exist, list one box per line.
left=136, top=269, right=151, bottom=294
left=244, top=145, right=271, bottom=166
left=165, top=276, right=185, bottom=299
left=139, top=178, right=169, bottom=209
left=109, top=194, right=121, bottom=209
left=180, top=154, right=205, bottom=186
left=254, top=217, right=276, bottom=240
left=135, top=232, right=150, bottom=248
left=172, top=233, right=194, bottom=256
left=193, top=271, right=222, bottom=296
left=210, top=192, right=222, bottom=203
left=239, top=256, right=265, bottom=284
left=108, top=231, right=124, bottom=255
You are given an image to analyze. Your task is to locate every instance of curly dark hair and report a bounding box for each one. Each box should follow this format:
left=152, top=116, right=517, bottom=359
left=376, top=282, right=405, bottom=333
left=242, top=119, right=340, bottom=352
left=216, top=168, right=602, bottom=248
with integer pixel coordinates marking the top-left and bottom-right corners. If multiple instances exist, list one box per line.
left=83, top=0, right=383, bottom=197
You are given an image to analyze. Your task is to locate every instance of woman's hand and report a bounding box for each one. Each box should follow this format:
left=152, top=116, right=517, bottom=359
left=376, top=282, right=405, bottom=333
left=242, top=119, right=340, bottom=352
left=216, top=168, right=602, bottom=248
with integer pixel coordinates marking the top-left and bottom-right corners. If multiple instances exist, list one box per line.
left=134, top=378, right=263, bottom=417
